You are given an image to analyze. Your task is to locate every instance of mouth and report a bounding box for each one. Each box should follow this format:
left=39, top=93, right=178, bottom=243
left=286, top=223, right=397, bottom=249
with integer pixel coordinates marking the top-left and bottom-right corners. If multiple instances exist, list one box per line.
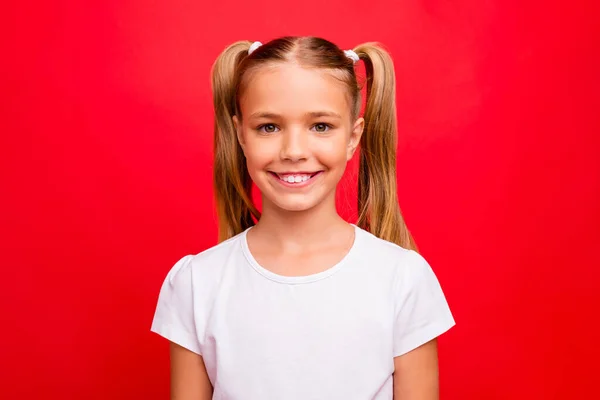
left=268, top=171, right=324, bottom=187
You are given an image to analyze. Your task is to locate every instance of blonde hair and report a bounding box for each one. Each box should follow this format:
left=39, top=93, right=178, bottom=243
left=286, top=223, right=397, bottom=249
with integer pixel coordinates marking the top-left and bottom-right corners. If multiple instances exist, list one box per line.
left=210, top=37, right=417, bottom=251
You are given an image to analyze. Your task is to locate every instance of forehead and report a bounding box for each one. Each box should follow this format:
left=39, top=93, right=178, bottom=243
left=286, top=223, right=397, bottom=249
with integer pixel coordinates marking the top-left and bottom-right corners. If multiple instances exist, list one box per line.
left=239, top=63, right=351, bottom=118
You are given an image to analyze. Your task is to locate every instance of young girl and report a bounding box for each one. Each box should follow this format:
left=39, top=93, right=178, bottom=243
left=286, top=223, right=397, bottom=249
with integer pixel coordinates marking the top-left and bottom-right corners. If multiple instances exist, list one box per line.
left=151, top=36, right=455, bottom=399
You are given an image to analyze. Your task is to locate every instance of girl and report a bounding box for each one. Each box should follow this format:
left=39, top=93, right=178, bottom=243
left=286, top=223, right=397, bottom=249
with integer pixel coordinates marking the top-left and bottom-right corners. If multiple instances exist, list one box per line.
left=152, top=36, right=455, bottom=399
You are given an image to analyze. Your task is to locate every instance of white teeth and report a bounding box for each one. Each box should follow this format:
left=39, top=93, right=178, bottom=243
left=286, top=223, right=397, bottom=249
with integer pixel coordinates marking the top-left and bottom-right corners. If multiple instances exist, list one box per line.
left=279, top=174, right=311, bottom=183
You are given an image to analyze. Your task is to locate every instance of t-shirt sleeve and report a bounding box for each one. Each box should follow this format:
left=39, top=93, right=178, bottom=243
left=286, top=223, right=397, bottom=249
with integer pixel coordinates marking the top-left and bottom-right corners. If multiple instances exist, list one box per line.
left=151, top=255, right=202, bottom=355
left=393, top=251, right=455, bottom=357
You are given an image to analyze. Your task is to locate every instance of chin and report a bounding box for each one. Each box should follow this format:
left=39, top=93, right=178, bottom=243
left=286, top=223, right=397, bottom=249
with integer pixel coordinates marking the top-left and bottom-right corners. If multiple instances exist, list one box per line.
left=271, top=197, right=321, bottom=213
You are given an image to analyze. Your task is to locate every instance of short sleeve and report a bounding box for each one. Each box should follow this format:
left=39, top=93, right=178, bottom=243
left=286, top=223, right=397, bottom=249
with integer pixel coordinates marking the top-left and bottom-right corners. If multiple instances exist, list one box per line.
left=151, top=255, right=202, bottom=355
left=393, top=251, right=455, bottom=357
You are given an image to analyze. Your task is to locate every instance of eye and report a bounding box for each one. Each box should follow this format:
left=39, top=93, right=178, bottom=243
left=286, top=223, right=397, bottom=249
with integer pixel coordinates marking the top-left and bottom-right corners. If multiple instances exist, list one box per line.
left=312, top=123, right=331, bottom=133
left=258, top=124, right=279, bottom=134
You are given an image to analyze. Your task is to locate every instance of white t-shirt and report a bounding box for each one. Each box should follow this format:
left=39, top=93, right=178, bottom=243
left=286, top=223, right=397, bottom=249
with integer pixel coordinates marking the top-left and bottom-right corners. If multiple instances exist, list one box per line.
left=151, top=225, right=455, bottom=399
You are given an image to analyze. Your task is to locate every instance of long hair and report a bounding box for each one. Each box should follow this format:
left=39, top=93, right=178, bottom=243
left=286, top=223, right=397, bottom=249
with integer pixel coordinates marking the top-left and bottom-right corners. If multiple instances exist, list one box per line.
left=210, top=36, right=417, bottom=251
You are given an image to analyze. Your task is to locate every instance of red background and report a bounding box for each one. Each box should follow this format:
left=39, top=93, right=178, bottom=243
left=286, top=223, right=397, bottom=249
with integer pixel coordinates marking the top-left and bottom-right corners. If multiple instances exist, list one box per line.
left=2, top=1, right=599, bottom=399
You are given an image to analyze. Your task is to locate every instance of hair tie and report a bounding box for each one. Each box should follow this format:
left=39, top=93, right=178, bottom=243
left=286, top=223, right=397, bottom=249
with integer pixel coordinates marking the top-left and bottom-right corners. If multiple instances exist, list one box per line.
left=344, top=49, right=359, bottom=64
left=248, top=41, right=262, bottom=55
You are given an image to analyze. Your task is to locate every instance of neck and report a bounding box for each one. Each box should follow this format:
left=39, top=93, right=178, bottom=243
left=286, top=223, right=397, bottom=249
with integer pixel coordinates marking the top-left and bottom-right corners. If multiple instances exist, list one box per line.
left=253, top=193, right=349, bottom=247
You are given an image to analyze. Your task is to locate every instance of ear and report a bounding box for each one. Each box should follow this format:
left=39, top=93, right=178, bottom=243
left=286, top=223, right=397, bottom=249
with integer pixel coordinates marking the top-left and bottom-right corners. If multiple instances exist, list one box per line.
left=233, top=115, right=245, bottom=150
left=347, top=117, right=364, bottom=160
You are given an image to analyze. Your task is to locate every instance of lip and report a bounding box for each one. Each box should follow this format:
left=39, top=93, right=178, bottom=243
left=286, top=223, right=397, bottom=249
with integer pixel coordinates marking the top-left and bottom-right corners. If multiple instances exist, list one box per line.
left=268, top=171, right=323, bottom=188
left=275, top=171, right=319, bottom=175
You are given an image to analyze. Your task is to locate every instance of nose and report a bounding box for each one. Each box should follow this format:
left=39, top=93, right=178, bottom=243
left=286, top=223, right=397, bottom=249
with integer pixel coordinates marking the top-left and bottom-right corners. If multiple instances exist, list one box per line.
left=280, top=128, right=309, bottom=162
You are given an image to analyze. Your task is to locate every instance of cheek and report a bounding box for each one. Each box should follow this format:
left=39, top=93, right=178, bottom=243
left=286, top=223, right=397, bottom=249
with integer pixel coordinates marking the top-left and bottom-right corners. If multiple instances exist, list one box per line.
left=243, top=138, right=273, bottom=169
left=315, top=137, right=350, bottom=166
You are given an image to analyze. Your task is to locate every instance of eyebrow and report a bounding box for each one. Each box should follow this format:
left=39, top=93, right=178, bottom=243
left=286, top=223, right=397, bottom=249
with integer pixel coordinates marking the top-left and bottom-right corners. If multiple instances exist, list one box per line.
left=248, top=111, right=343, bottom=120
left=307, top=111, right=342, bottom=119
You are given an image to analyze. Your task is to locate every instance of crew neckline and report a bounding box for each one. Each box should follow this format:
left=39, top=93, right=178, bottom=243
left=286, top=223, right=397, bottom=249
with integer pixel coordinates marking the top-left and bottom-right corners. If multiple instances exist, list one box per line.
left=240, top=224, right=362, bottom=285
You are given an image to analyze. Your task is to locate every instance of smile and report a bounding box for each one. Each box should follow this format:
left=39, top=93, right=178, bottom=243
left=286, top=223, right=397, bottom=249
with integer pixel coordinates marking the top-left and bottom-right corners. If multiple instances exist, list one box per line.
left=269, top=171, right=323, bottom=187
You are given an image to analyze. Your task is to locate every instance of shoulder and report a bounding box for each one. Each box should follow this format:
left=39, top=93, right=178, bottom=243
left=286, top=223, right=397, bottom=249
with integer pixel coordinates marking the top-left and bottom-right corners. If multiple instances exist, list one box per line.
left=356, top=226, right=429, bottom=274
left=151, top=232, right=246, bottom=354
left=163, top=231, right=244, bottom=287
left=354, top=227, right=442, bottom=297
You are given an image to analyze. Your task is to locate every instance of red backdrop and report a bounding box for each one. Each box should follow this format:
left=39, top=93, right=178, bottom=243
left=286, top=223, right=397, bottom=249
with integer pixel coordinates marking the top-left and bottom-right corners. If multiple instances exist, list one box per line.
left=2, top=1, right=599, bottom=399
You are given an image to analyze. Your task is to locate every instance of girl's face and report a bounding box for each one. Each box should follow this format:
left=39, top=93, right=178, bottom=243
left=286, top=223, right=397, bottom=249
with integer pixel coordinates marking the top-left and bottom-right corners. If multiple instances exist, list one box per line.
left=234, top=63, right=364, bottom=214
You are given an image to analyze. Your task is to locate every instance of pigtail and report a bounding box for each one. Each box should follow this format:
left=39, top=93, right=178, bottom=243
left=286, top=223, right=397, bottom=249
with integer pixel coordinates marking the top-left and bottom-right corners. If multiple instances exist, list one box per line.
left=211, top=41, right=260, bottom=242
left=353, top=43, right=418, bottom=251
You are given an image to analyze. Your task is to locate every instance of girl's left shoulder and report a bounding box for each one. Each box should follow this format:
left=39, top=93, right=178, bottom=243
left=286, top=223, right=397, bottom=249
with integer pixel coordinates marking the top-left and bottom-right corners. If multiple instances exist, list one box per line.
left=355, top=226, right=427, bottom=266
left=353, top=226, right=443, bottom=289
